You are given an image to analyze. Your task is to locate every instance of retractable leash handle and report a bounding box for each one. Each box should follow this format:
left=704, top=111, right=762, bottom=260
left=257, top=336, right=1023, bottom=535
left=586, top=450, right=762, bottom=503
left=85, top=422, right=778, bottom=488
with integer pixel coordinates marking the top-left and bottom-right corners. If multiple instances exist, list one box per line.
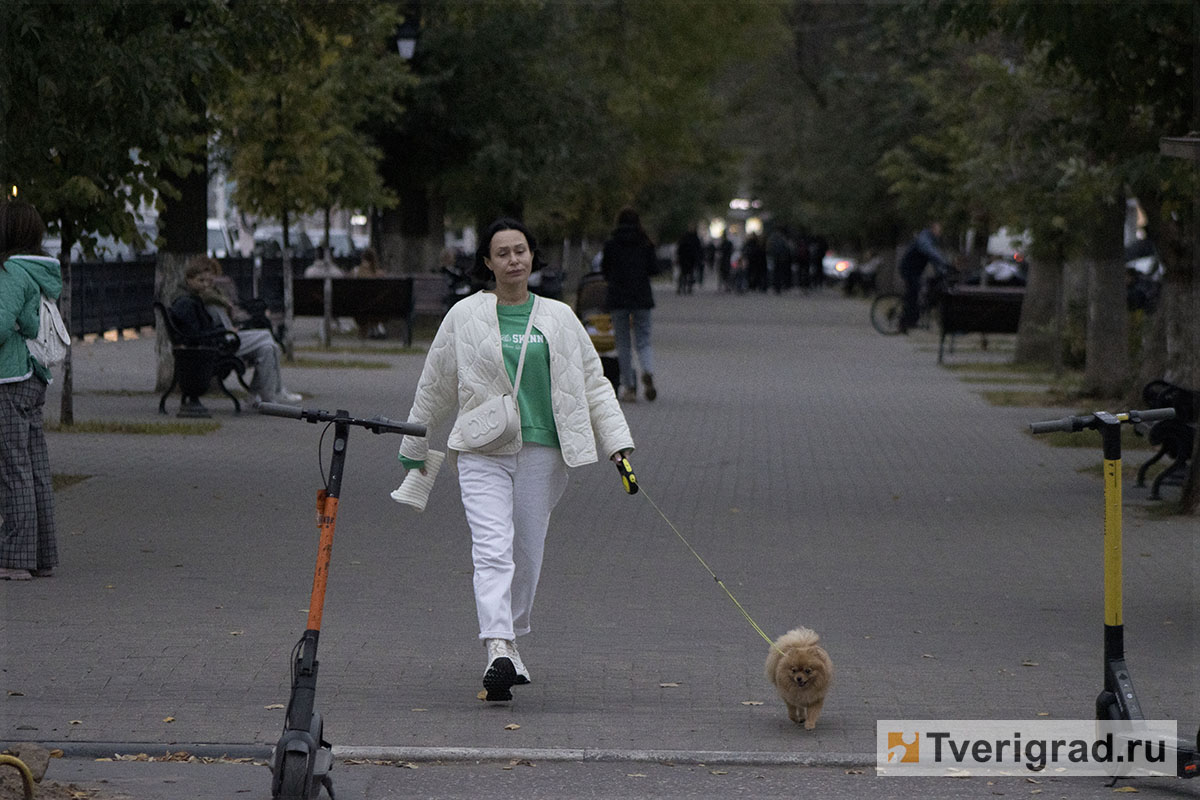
left=615, top=455, right=638, bottom=494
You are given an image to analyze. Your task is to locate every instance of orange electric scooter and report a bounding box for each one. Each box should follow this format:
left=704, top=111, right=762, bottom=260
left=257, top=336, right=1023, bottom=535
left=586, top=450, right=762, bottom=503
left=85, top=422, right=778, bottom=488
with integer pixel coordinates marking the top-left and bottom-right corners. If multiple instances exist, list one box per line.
left=258, top=403, right=425, bottom=800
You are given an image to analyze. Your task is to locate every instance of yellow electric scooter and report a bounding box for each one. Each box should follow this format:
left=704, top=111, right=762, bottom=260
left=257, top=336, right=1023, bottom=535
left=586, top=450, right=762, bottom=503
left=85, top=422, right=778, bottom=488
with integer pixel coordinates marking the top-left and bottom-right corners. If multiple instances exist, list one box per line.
left=1030, top=408, right=1198, bottom=779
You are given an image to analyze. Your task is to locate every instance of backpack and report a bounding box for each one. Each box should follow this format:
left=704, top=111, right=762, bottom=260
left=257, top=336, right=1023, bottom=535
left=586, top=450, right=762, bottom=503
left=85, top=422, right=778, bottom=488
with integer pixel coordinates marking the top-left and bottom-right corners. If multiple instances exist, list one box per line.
left=25, top=294, right=71, bottom=369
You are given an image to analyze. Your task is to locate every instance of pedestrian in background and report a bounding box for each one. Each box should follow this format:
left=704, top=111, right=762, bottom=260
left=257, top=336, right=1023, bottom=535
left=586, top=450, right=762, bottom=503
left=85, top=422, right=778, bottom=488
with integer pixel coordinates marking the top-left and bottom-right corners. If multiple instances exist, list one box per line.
left=675, top=226, right=701, bottom=296
left=601, top=208, right=658, bottom=402
left=397, top=217, right=634, bottom=702
left=0, top=200, right=60, bottom=581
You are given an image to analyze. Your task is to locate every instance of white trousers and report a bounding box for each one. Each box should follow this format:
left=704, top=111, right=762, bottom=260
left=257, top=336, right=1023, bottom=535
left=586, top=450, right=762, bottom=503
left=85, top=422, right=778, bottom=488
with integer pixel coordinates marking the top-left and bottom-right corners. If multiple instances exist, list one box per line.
left=458, top=444, right=568, bottom=641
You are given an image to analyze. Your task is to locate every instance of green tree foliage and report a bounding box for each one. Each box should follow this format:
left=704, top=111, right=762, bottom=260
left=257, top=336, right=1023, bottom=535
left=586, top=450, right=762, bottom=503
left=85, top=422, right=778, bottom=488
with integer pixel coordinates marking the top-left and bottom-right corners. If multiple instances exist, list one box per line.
left=395, top=0, right=778, bottom=243
left=213, top=3, right=406, bottom=226
left=1, top=0, right=221, bottom=252
left=1, top=0, right=224, bottom=423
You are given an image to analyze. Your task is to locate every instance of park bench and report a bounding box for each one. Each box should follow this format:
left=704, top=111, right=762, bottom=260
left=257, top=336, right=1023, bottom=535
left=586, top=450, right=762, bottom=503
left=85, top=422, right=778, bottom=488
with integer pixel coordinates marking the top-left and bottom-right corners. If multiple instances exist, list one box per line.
left=154, top=301, right=250, bottom=417
left=937, top=285, right=1025, bottom=364
left=292, top=276, right=417, bottom=345
left=1134, top=379, right=1198, bottom=500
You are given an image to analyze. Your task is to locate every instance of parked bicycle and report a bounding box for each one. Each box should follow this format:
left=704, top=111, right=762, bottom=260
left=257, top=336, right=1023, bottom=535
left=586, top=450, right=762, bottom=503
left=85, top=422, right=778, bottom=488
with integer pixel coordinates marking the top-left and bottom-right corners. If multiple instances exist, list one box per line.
left=870, top=270, right=955, bottom=335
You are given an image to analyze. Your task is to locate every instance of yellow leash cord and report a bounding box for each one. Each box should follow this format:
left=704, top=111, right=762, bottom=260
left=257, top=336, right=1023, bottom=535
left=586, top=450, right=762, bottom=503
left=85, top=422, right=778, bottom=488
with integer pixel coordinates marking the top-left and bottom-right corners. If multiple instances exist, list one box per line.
left=615, top=457, right=784, bottom=656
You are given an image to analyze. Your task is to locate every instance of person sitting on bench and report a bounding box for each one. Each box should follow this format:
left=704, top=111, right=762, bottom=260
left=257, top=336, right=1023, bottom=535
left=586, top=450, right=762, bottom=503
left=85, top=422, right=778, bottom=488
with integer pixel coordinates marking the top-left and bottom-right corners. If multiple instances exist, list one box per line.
left=171, top=257, right=301, bottom=404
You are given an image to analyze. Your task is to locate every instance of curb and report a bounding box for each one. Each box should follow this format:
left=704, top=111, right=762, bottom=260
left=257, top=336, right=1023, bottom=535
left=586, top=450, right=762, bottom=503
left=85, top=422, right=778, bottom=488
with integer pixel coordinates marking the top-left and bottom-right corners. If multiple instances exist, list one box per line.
left=32, top=741, right=876, bottom=768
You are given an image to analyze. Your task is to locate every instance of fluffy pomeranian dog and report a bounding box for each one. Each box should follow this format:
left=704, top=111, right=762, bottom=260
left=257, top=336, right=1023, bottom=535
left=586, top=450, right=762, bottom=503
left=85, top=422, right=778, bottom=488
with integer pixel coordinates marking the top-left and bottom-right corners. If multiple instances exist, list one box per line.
left=765, top=627, right=833, bottom=730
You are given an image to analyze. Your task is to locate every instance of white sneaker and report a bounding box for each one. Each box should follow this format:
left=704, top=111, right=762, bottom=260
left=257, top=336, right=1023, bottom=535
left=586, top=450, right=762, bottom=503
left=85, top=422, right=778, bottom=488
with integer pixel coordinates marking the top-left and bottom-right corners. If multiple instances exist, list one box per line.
left=509, top=641, right=531, bottom=685
left=277, top=390, right=303, bottom=403
left=482, top=638, right=527, bottom=701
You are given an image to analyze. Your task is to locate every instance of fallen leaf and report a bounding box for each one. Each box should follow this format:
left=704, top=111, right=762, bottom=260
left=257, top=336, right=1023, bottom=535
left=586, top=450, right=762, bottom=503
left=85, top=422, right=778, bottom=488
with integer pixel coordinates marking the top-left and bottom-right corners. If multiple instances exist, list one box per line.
left=411, top=708, right=428, bottom=713
left=845, top=768, right=865, bottom=775
left=49, top=750, right=63, bottom=758
left=69, top=720, right=83, bottom=725
left=1037, top=711, right=1050, bottom=716
left=229, top=631, right=244, bottom=636
left=477, top=690, right=488, bottom=701
left=508, top=759, right=534, bottom=767
left=1112, top=788, right=1139, bottom=793
left=7, top=691, right=24, bottom=696
left=659, top=682, right=681, bottom=688
left=710, top=769, right=728, bottom=775
left=741, top=701, right=764, bottom=706
left=504, top=723, right=520, bottom=731
left=162, top=716, right=175, bottom=723
left=627, top=773, right=647, bottom=778
left=264, top=704, right=285, bottom=710
left=922, top=654, right=935, bottom=659
left=1021, top=660, right=1039, bottom=667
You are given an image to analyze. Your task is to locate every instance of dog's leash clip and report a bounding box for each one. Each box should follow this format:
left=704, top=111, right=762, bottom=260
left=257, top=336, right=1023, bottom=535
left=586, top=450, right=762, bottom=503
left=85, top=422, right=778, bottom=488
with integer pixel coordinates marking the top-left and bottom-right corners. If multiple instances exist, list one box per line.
left=615, top=456, right=638, bottom=495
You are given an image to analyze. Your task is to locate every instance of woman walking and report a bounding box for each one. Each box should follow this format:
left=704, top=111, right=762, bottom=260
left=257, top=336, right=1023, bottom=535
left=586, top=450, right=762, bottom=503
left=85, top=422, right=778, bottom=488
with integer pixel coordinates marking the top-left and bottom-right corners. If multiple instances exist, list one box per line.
left=397, top=217, right=634, bottom=701
left=0, top=200, right=61, bottom=580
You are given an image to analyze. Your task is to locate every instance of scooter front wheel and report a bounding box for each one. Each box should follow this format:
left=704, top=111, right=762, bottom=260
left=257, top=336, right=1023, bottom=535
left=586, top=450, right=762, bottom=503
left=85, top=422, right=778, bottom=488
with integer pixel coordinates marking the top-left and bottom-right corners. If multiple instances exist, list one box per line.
left=278, top=751, right=310, bottom=800
left=870, top=293, right=904, bottom=335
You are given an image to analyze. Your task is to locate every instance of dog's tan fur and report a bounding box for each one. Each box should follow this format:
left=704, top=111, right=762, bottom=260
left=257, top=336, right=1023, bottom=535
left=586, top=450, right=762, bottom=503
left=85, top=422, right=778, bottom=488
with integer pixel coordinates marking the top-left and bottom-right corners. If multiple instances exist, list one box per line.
left=765, top=627, right=833, bottom=730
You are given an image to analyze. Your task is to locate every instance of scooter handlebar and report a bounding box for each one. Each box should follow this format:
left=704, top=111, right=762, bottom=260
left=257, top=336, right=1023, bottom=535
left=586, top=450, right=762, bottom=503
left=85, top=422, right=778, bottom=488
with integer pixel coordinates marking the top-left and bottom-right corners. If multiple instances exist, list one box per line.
left=256, top=402, right=426, bottom=437
left=1029, top=407, right=1176, bottom=435
left=256, top=402, right=304, bottom=419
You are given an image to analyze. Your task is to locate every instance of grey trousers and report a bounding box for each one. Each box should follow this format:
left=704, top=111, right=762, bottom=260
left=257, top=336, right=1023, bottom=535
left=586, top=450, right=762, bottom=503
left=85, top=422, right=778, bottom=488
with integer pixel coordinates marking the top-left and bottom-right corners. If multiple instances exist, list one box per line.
left=0, top=377, right=58, bottom=570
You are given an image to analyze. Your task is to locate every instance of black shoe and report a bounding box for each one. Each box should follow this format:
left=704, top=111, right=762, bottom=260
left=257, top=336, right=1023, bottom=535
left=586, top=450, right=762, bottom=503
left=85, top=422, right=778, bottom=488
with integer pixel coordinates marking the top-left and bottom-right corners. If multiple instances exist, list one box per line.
left=483, top=657, right=517, bottom=701
left=483, top=639, right=518, bottom=701
left=642, top=373, right=657, bottom=402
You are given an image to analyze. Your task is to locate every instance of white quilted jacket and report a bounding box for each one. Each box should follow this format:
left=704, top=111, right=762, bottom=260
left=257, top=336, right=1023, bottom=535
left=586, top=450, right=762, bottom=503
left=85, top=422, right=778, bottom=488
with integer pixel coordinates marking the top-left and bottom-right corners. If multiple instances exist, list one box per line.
left=398, top=291, right=634, bottom=468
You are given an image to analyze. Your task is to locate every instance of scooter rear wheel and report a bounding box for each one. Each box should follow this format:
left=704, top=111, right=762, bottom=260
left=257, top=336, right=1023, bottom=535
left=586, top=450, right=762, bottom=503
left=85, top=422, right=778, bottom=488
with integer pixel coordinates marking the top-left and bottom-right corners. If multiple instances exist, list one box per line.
left=870, top=293, right=904, bottom=335
left=278, top=751, right=310, bottom=800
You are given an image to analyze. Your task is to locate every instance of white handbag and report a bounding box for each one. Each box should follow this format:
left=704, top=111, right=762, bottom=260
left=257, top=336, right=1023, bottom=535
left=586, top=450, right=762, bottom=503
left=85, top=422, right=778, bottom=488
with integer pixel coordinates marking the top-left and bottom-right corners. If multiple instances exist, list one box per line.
left=459, top=300, right=537, bottom=453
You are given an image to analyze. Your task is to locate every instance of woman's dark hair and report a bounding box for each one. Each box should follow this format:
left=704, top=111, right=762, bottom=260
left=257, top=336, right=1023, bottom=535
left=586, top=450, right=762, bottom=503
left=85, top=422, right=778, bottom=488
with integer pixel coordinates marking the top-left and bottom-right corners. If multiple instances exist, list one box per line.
left=0, top=200, right=47, bottom=262
left=473, top=217, right=546, bottom=280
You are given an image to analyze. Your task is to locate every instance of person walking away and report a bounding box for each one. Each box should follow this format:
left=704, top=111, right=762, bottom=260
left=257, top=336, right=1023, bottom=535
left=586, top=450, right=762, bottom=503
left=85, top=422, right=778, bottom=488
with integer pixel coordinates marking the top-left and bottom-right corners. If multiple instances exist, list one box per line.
left=0, top=200, right=60, bottom=580
left=675, top=227, right=701, bottom=296
left=766, top=228, right=794, bottom=295
left=898, top=222, right=952, bottom=333
left=716, top=233, right=734, bottom=293
left=601, top=208, right=658, bottom=402
left=396, top=217, right=634, bottom=701
left=744, top=232, right=768, bottom=292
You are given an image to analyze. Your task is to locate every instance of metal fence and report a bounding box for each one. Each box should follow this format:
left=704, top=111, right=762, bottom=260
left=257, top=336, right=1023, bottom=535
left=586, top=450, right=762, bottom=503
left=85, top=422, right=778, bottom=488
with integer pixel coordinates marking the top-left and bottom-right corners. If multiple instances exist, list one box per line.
left=64, top=255, right=347, bottom=337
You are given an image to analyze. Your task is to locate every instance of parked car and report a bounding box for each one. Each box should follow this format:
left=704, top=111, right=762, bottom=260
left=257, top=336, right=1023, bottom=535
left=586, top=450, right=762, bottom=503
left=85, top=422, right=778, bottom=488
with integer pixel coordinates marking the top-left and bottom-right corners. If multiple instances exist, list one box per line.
left=253, top=226, right=315, bottom=258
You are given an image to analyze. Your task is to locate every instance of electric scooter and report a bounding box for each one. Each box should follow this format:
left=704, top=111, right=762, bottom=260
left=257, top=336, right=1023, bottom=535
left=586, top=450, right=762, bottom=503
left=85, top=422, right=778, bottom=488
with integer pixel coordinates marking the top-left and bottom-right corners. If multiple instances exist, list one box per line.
left=258, top=403, right=426, bottom=800
left=1030, top=408, right=1199, bottom=779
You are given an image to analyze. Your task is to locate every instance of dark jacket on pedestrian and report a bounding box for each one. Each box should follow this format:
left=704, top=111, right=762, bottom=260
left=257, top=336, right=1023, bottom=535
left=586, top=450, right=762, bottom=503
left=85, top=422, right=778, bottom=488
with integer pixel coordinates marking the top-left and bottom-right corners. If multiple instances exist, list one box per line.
left=602, top=223, right=656, bottom=310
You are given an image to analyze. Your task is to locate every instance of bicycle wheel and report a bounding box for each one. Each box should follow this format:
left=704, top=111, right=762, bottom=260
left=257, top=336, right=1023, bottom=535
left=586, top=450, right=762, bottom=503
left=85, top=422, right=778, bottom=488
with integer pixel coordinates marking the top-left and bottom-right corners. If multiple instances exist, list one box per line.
left=870, top=293, right=904, bottom=335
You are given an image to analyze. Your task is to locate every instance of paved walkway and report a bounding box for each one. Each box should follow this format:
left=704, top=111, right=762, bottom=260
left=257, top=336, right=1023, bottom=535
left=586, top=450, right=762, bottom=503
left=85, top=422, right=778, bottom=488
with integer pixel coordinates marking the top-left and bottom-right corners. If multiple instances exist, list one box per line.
left=3, top=281, right=1196, bottom=785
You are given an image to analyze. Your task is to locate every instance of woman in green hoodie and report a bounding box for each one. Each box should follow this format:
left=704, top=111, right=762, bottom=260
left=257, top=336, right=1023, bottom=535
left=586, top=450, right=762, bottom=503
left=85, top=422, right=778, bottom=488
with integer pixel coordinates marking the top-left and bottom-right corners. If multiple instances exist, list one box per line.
left=0, top=200, right=61, bottom=580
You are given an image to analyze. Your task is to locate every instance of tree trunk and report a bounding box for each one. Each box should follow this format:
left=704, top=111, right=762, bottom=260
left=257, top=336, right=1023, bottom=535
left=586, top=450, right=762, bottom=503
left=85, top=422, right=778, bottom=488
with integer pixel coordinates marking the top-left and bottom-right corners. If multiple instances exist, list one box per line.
left=57, top=221, right=75, bottom=426
left=377, top=185, right=443, bottom=275
left=282, top=209, right=295, bottom=360
left=1014, top=256, right=1063, bottom=365
left=1081, top=198, right=1130, bottom=397
left=155, top=161, right=208, bottom=392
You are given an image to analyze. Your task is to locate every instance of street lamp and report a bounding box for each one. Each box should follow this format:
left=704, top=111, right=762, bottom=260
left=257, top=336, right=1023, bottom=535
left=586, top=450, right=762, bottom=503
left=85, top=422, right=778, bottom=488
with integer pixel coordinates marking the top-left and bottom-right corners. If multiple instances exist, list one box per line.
left=395, top=18, right=419, bottom=61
